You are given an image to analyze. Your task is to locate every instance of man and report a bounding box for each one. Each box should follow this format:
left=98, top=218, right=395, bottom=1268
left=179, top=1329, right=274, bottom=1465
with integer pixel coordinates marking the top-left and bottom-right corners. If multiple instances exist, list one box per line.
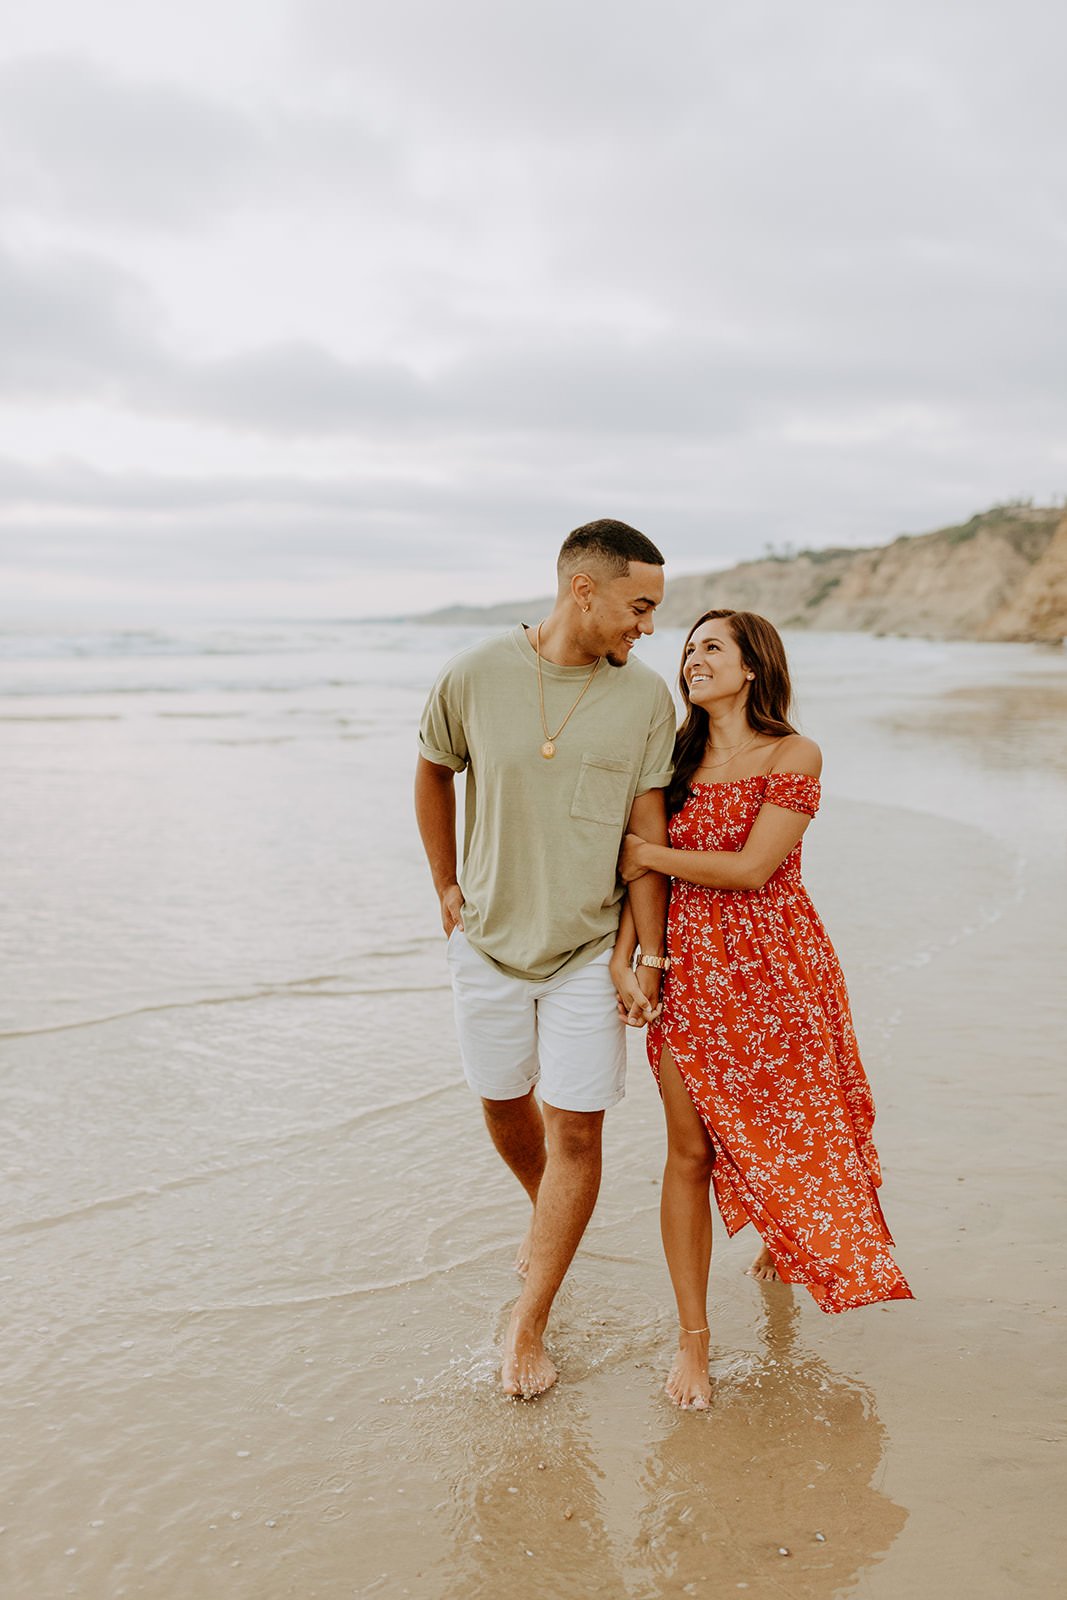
left=414, top=519, right=674, bottom=1398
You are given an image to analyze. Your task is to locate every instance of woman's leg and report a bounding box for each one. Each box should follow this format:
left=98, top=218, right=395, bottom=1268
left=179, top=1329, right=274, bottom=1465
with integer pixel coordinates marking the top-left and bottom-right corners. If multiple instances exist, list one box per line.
left=658, top=1045, right=715, bottom=1408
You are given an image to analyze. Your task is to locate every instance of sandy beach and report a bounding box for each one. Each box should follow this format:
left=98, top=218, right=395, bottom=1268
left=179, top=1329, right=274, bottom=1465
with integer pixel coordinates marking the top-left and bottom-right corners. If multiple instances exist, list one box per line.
left=2, top=624, right=1065, bottom=1598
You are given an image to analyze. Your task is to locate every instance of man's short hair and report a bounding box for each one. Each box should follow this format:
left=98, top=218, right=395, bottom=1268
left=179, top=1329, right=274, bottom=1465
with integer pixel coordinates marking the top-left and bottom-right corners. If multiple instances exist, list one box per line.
left=557, top=519, right=665, bottom=582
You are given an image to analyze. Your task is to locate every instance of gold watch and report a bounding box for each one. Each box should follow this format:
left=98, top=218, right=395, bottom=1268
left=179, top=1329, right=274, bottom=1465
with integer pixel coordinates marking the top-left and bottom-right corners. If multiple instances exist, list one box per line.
left=636, top=953, right=671, bottom=972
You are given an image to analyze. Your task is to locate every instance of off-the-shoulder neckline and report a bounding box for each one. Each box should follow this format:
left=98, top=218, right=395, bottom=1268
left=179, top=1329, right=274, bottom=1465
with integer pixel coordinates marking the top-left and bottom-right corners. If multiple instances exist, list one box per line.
left=690, top=770, right=820, bottom=789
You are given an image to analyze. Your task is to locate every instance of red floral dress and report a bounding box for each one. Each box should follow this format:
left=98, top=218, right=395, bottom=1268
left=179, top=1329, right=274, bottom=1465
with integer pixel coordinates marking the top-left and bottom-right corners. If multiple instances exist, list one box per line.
left=647, top=772, right=912, bottom=1313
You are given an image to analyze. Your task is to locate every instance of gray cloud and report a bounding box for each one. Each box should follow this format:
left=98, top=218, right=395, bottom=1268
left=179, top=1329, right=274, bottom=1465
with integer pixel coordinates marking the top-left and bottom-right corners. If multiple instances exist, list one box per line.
left=0, top=54, right=262, bottom=228
left=298, top=1, right=743, bottom=139
left=0, top=476, right=603, bottom=593
left=0, top=241, right=750, bottom=433
left=3, top=233, right=1062, bottom=443
left=0, top=241, right=158, bottom=396
left=1, top=1, right=1066, bottom=615
left=0, top=51, right=403, bottom=232
left=0, top=455, right=571, bottom=526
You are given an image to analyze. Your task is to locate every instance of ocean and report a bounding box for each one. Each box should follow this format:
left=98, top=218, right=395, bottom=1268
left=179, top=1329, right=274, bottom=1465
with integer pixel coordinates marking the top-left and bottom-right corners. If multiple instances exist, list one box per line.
left=2, top=620, right=1065, bottom=1598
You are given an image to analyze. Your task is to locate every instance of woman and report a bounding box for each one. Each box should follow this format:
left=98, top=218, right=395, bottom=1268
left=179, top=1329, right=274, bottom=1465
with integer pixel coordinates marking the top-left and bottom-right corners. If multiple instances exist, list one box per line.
left=613, top=609, right=912, bottom=1410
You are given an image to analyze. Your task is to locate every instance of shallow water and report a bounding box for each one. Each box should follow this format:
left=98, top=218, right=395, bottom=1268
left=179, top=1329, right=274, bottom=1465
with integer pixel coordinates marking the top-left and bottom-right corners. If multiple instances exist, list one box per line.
left=2, top=622, right=1065, bottom=1597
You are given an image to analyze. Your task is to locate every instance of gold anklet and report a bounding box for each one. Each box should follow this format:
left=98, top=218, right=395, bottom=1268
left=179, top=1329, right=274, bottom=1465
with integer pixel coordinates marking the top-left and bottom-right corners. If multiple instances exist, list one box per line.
left=680, top=1324, right=709, bottom=1335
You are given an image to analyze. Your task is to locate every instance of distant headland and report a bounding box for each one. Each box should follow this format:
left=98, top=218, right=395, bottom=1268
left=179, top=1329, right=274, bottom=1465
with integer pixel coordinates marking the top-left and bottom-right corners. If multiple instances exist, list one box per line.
left=416, top=504, right=1067, bottom=644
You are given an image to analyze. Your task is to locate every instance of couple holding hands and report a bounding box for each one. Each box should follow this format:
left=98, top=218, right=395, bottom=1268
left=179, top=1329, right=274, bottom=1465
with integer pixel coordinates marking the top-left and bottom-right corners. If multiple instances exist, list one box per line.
left=415, top=519, right=910, bottom=1409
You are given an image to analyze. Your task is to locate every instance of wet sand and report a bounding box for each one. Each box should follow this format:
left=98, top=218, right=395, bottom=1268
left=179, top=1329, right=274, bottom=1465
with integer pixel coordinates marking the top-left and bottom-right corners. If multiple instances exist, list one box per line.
left=2, top=631, right=1065, bottom=1598
left=355, top=800, right=1066, bottom=1600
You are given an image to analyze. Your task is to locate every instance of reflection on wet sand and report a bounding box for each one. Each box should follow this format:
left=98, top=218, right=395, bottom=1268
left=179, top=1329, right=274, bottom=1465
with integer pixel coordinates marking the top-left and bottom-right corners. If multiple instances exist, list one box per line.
left=421, top=1287, right=904, bottom=1600
left=629, top=1289, right=907, bottom=1597
left=885, top=680, right=1067, bottom=778
left=436, top=1392, right=625, bottom=1600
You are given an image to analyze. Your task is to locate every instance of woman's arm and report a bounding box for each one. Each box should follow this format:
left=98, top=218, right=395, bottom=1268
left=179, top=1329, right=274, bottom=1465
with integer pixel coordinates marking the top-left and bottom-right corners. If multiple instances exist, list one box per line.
left=621, top=806, right=810, bottom=890
left=621, top=739, right=822, bottom=893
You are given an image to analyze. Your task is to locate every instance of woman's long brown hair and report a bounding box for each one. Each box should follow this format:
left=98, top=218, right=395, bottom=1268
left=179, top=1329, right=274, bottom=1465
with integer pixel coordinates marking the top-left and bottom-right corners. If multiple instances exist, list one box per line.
left=665, top=609, right=798, bottom=816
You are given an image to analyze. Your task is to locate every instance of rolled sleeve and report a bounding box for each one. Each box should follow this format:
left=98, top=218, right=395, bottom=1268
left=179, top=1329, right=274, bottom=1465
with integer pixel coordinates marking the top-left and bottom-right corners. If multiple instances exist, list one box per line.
left=417, top=738, right=466, bottom=772
left=418, top=672, right=469, bottom=772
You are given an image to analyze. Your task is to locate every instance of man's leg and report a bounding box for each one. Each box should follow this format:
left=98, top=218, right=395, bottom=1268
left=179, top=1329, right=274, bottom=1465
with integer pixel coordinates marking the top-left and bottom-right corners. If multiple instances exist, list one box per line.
left=501, top=1104, right=604, bottom=1398
left=481, top=1092, right=546, bottom=1274
left=498, top=951, right=625, bottom=1397
left=481, top=1091, right=546, bottom=1200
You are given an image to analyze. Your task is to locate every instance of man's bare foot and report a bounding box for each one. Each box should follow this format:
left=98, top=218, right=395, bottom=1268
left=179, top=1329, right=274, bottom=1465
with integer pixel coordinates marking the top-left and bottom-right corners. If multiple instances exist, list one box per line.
left=501, top=1305, right=558, bottom=1400
left=513, top=1219, right=534, bottom=1278
left=665, top=1329, right=711, bottom=1410
left=746, top=1244, right=780, bottom=1282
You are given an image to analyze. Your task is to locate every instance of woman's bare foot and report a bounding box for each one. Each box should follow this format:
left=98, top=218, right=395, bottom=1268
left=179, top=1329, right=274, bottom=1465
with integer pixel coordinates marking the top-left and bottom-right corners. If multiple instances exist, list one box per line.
left=501, top=1305, right=558, bottom=1400
left=746, top=1244, right=779, bottom=1282
left=665, top=1328, right=711, bottom=1410
left=513, top=1219, right=534, bottom=1278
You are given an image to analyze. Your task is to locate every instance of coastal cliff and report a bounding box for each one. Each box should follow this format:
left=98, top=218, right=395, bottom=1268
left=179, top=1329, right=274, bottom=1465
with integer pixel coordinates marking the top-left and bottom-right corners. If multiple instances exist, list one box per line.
left=419, top=506, right=1067, bottom=643
left=658, top=505, right=1066, bottom=642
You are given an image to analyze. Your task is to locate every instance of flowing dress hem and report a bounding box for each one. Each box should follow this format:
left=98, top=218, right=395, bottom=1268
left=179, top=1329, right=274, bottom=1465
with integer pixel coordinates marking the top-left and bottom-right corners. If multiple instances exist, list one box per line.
left=655, top=1027, right=913, bottom=1315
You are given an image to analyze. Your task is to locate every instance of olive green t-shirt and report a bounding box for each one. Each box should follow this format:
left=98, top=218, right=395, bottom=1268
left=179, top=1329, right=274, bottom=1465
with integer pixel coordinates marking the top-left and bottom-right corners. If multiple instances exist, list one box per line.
left=418, top=625, right=676, bottom=982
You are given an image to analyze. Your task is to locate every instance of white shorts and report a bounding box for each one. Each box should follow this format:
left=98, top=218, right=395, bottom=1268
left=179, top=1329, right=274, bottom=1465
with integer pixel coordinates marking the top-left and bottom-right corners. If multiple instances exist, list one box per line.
left=445, top=930, right=627, bottom=1113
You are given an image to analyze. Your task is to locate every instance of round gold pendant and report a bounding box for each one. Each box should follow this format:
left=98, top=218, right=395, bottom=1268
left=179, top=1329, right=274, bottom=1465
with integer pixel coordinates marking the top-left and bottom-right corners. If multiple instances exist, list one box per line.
left=541, top=741, right=556, bottom=759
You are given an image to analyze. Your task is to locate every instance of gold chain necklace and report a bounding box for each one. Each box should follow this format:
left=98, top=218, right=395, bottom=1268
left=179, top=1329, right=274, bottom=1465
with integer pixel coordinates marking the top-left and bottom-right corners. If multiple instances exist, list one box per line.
left=535, top=621, right=601, bottom=759
left=696, top=732, right=761, bottom=771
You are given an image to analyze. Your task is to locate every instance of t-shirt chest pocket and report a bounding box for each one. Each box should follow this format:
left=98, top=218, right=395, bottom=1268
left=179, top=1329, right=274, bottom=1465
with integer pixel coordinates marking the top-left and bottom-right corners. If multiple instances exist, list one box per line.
left=570, top=754, right=635, bottom=827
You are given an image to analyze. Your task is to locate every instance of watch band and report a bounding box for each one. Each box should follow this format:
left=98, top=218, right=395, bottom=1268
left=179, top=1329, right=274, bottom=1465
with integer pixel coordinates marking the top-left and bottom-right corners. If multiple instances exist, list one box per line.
left=637, top=953, right=671, bottom=972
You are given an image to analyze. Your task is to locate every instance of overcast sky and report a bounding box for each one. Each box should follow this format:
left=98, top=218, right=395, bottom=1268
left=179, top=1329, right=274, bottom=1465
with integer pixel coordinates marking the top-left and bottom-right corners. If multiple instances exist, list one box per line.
left=1, top=0, right=1065, bottom=621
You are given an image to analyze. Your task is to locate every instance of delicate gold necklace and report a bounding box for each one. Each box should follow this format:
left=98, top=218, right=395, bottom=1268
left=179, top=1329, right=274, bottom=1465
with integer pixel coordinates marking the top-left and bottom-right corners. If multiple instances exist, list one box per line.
left=696, top=732, right=761, bottom=771
left=535, top=621, right=601, bottom=759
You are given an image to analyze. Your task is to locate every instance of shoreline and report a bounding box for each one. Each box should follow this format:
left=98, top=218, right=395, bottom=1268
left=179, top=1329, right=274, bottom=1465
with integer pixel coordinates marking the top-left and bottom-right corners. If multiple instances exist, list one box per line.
left=2, top=633, right=1064, bottom=1598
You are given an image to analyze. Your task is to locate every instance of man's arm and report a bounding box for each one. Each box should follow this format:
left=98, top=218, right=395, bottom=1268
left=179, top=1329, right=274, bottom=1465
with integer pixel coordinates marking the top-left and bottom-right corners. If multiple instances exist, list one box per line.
left=610, top=900, right=656, bottom=1026
left=414, top=755, right=465, bottom=935
left=624, top=786, right=670, bottom=1015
